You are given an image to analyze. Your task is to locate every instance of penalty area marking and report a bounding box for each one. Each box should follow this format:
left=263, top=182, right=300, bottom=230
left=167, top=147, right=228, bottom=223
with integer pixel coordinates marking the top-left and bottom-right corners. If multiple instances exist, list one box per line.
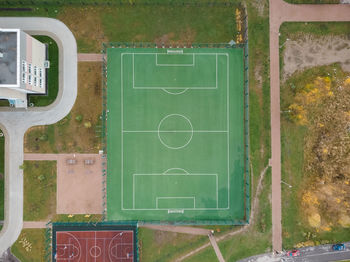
left=120, top=52, right=228, bottom=89
left=130, top=173, right=221, bottom=211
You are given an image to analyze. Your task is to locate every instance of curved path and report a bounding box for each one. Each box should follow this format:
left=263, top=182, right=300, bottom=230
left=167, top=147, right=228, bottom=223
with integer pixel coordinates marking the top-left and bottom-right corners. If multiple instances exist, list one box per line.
left=0, top=17, right=77, bottom=255
left=270, top=0, right=350, bottom=252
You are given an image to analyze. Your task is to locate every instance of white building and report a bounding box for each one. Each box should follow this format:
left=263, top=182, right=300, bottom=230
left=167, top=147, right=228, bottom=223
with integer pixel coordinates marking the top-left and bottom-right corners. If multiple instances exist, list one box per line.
left=0, top=29, right=48, bottom=108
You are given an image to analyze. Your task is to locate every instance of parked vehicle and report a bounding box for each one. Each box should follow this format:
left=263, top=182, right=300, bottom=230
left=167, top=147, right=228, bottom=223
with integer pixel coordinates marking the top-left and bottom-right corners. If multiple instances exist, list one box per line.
left=287, top=250, right=300, bottom=257
left=332, top=243, right=345, bottom=251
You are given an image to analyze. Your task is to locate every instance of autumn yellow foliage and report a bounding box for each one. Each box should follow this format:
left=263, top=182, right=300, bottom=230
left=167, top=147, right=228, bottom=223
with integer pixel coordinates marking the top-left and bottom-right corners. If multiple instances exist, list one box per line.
left=288, top=72, right=350, bottom=228
left=302, top=191, right=319, bottom=206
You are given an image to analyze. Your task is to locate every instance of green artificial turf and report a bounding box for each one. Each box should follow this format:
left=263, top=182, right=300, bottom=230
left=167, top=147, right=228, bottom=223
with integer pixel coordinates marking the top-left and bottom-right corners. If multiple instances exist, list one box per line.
left=107, top=48, right=246, bottom=222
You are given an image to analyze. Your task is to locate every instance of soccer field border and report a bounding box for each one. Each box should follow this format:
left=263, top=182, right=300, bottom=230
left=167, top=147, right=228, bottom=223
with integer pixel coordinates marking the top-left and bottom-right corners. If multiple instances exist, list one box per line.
left=101, top=39, right=250, bottom=225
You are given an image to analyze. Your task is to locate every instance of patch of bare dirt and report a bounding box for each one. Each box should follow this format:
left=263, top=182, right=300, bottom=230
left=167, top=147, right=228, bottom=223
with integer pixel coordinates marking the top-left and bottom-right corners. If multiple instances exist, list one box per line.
left=154, top=28, right=196, bottom=46
left=251, top=0, right=267, bottom=17
left=283, top=35, right=350, bottom=80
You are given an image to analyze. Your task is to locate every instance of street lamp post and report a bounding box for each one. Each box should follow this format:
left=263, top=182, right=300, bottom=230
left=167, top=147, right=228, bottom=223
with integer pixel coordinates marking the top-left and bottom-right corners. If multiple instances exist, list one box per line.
left=281, top=180, right=292, bottom=188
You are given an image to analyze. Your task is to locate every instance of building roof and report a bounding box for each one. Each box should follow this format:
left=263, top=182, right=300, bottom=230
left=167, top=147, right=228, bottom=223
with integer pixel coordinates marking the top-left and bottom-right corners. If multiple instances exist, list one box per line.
left=0, top=30, right=17, bottom=85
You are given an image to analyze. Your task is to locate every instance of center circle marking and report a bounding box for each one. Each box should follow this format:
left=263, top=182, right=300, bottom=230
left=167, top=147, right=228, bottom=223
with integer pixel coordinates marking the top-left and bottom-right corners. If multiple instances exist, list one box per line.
left=90, top=246, right=101, bottom=258
left=157, top=114, right=193, bottom=150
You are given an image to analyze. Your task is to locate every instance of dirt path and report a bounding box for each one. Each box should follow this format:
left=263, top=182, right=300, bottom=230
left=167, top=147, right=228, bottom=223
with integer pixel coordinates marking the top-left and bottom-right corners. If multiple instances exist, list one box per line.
left=269, top=0, right=350, bottom=252
left=175, top=165, right=270, bottom=261
left=77, top=53, right=103, bottom=62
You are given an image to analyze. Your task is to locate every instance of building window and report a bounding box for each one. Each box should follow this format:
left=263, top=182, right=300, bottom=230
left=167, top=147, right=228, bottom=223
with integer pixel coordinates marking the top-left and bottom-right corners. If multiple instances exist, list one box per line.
left=22, top=73, right=26, bottom=84
left=34, top=66, right=37, bottom=76
left=39, top=78, right=44, bottom=89
left=28, top=64, right=32, bottom=74
left=28, top=74, right=32, bottom=85
left=22, top=61, right=27, bottom=72
left=34, top=77, right=37, bottom=87
left=39, top=68, right=43, bottom=78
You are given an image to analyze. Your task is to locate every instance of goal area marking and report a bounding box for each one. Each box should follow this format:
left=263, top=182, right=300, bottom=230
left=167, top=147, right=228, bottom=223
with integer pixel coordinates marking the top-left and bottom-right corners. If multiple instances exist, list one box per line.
left=120, top=52, right=228, bottom=89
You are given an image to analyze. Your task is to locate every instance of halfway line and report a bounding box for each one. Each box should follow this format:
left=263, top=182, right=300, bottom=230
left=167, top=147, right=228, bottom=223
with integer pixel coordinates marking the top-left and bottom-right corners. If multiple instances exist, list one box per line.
left=123, top=130, right=228, bottom=133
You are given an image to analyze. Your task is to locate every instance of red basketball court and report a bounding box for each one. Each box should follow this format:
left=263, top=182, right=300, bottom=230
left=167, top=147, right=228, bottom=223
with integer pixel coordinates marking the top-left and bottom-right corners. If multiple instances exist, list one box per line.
left=55, top=230, right=134, bottom=262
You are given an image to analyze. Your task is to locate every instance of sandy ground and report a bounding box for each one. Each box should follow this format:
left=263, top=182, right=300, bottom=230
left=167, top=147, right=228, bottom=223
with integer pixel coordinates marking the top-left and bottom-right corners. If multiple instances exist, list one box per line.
left=283, top=35, right=350, bottom=79
left=24, top=153, right=103, bottom=214
left=57, top=154, right=103, bottom=214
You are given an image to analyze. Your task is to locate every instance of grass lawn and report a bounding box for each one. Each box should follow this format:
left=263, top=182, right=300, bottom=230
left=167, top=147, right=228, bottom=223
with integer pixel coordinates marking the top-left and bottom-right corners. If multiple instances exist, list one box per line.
left=280, top=22, right=350, bottom=40
left=23, top=161, right=56, bottom=221
left=28, top=36, right=59, bottom=107
left=24, top=62, right=102, bottom=153
left=284, top=0, right=339, bottom=3
left=139, top=228, right=208, bottom=262
left=58, top=4, right=237, bottom=53
left=281, top=65, right=350, bottom=249
left=0, top=129, right=4, bottom=221
left=11, top=229, right=46, bottom=262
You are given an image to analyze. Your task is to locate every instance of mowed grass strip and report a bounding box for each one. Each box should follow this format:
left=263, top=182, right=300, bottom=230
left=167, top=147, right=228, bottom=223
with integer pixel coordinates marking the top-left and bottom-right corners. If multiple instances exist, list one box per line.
left=11, top=229, right=46, bottom=262
left=138, top=228, right=208, bottom=262
left=23, top=161, right=56, bottom=221
left=28, top=36, right=59, bottom=107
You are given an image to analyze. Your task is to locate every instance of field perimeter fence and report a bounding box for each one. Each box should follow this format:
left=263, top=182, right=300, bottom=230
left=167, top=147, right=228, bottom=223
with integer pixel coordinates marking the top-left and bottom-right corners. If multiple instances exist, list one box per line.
left=0, top=0, right=240, bottom=6
left=100, top=5, right=250, bottom=226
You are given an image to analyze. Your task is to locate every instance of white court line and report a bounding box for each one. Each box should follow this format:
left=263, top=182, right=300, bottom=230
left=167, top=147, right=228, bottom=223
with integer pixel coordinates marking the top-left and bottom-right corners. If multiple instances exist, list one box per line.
left=123, top=130, right=228, bottom=133
left=126, top=52, right=224, bottom=89
left=226, top=52, right=230, bottom=209
left=155, top=53, right=195, bottom=67
left=132, top=174, right=218, bottom=211
left=120, top=52, right=231, bottom=211
left=121, top=52, right=124, bottom=210
left=156, top=196, right=195, bottom=209
left=133, top=86, right=217, bottom=89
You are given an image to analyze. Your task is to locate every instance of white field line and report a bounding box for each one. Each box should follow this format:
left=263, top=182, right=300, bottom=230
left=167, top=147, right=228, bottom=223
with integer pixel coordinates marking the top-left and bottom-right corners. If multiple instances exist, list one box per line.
left=156, top=196, right=195, bottom=209
left=121, top=52, right=124, bottom=210
left=120, top=51, right=231, bottom=211
left=226, top=53, right=230, bottom=209
left=126, top=52, right=227, bottom=89
left=131, top=174, right=221, bottom=211
left=156, top=53, right=194, bottom=66
left=122, top=130, right=228, bottom=133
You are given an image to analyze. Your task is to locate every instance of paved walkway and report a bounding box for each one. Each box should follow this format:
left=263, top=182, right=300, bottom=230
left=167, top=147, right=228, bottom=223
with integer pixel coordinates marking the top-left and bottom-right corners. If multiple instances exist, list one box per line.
left=269, top=0, right=350, bottom=252
left=208, top=234, right=225, bottom=262
left=0, top=17, right=77, bottom=256
left=77, top=53, right=103, bottom=62
left=22, top=221, right=48, bottom=229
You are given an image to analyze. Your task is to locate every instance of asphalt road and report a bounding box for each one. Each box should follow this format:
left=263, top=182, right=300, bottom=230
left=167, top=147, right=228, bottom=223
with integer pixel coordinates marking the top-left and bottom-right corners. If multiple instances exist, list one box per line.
left=240, top=242, right=350, bottom=262
left=0, top=17, right=77, bottom=256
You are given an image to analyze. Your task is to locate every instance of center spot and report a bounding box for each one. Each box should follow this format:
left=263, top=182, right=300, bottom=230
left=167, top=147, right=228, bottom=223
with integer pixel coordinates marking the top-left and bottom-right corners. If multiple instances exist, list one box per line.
left=157, top=114, right=193, bottom=150
left=90, top=246, right=101, bottom=258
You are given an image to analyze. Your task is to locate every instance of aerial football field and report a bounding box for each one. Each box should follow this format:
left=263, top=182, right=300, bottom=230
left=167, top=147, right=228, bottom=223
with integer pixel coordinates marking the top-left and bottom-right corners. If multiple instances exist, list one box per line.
left=106, top=47, right=247, bottom=223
